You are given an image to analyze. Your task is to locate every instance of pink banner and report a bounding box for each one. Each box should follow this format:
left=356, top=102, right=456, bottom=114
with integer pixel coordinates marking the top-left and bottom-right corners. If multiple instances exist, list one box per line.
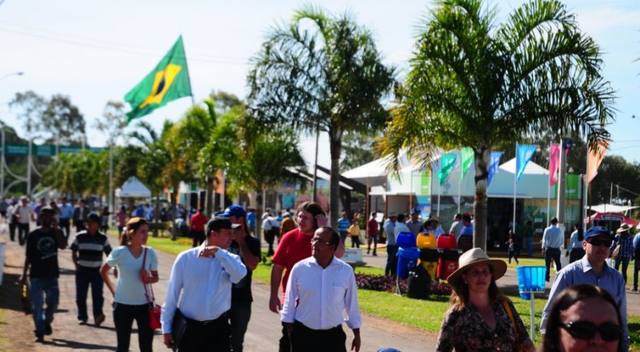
left=548, top=143, right=560, bottom=185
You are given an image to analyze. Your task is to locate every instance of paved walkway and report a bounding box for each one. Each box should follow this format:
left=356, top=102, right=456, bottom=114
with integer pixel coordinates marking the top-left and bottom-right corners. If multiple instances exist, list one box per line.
left=0, top=226, right=436, bottom=352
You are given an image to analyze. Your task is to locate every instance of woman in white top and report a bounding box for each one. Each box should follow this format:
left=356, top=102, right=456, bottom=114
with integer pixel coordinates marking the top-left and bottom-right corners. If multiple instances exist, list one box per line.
left=100, top=217, right=159, bottom=352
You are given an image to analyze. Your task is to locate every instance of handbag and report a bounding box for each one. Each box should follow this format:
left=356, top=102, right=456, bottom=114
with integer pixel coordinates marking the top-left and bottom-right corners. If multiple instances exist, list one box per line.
left=502, top=299, right=523, bottom=352
left=142, top=248, right=162, bottom=330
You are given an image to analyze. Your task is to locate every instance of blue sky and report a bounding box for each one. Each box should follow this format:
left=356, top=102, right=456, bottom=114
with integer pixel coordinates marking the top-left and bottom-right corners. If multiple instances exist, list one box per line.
left=0, top=0, right=638, bottom=169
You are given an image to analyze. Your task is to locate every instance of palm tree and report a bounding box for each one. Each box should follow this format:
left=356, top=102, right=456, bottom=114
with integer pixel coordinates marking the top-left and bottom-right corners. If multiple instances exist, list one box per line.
left=248, top=6, right=395, bottom=225
left=378, top=0, right=614, bottom=250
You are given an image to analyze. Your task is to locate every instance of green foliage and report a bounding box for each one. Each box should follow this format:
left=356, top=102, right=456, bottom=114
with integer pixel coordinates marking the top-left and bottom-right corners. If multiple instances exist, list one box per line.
left=42, top=150, right=101, bottom=196
left=340, top=131, right=380, bottom=170
left=249, top=6, right=395, bottom=222
left=379, top=0, right=615, bottom=246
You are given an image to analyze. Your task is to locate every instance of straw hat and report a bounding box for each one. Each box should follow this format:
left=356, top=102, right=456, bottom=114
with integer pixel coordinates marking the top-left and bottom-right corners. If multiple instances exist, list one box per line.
left=616, top=223, right=631, bottom=234
left=447, top=248, right=507, bottom=291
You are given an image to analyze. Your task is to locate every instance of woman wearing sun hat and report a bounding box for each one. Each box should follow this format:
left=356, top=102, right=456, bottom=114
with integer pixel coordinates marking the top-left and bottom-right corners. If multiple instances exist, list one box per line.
left=435, top=248, right=535, bottom=352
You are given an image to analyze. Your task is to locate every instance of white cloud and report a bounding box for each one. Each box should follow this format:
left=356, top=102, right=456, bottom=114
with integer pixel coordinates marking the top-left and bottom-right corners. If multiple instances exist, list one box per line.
left=575, top=6, right=640, bottom=35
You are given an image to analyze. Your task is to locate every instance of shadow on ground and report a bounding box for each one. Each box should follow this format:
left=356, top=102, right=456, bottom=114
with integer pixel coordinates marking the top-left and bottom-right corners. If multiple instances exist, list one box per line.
left=46, top=338, right=117, bottom=351
left=0, top=272, right=29, bottom=313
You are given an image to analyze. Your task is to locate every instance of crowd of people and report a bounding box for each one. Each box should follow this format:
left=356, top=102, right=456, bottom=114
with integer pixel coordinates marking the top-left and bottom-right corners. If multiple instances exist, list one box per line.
left=4, top=194, right=638, bottom=351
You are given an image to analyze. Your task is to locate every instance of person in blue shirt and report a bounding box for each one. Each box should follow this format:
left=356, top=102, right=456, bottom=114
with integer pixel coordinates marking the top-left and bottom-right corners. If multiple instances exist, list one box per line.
left=383, top=213, right=397, bottom=277
left=246, top=208, right=257, bottom=237
left=58, top=197, right=75, bottom=240
left=633, top=229, right=640, bottom=292
left=337, top=211, right=351, bottom=243
left=610, top=224, right=634, bottom=284
left=541, top=226, right=628, bottom=351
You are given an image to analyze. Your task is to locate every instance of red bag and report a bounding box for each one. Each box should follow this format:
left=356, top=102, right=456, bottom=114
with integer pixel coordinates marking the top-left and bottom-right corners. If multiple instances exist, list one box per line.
left=142, top=248, right=162, bottom=330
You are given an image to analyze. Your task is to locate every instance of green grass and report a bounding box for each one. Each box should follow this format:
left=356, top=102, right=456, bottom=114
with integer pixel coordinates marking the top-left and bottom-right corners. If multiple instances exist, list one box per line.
left=145, top=235, right=640, bottom=350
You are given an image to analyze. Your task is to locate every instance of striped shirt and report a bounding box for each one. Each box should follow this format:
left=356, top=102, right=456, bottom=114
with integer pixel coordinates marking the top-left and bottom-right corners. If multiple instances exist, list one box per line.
left=70, top=231, right=112, bottom=270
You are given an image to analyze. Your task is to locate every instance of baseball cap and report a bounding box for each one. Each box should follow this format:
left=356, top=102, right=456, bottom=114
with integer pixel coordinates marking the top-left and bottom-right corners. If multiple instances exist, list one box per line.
left=207, top=217, right=241, bottom=233
left=87, top=212, right=101, bottom=223
left=40, top=205, right=55, bottom=213
left=223, top=205, right=246, bottom=218
left=584, top=226, right=612, bottom=241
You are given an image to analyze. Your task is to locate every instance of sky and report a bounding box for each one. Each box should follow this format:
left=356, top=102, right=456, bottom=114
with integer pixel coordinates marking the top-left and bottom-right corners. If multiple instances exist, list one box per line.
left=0, top=0, right=639, bottom=170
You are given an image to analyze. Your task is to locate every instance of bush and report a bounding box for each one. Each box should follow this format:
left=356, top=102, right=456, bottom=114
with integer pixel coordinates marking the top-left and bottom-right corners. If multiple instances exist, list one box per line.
left=355, top=273, right=452, bottom=297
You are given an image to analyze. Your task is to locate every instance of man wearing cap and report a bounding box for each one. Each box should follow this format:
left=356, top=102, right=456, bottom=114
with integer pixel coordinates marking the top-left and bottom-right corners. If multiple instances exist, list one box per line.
left=70, top=212, right=112, bottom=326
left=224, top=205, right=261, bottom=352
left=162, top=217, right=247, bottom=351
left=281, top=227, right=362, bottom=352
left=541, top=217, right=563, bottom=282
left=20, top=206, right=68, bottom=342
left=540, top=226, right=628, bottom=349
left=611, top=224, right=634, bottom=283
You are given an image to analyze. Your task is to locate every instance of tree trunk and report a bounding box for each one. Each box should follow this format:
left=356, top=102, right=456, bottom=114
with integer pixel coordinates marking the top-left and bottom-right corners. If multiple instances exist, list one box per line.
left=153, top=192, right=160, bottom=237
left=473, top=147, right=490, bottom=252
left=329, top=128, right=343, bottom=227
left=205, top=175, right=214, bottom=216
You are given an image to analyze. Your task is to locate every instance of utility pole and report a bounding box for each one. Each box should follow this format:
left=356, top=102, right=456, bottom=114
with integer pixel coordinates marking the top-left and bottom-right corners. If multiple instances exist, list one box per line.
left=556, top=138, right=567, bottom=233
left=312, top=121, right=320, bottom=202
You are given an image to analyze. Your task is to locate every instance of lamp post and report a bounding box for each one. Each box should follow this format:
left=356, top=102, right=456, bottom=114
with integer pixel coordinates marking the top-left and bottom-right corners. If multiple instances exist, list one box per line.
left=1, top=71, right=25, bottom=198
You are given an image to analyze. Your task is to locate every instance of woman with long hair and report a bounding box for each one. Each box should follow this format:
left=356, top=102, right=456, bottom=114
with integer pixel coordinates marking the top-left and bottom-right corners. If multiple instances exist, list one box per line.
left=435, top=248, right=535, bottom=352
left=542, top=284, right=623, bottom=352
left=100, top=217, right=159, bottom=352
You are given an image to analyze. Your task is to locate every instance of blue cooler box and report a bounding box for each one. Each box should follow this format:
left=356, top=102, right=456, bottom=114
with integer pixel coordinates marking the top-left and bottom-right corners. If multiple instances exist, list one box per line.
left=396, top=247, right=419, bottom=279
left=516, top=266, right=546, bottom=300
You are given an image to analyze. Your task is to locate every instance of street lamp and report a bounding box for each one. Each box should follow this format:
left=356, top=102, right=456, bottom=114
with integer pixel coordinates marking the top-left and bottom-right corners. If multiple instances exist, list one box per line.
left=0, top=71, right=24, bottom=81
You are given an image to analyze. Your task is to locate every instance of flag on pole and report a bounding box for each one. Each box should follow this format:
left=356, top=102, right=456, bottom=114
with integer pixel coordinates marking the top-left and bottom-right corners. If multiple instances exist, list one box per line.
left=438, top=153, right=457, bottom=185
left=487, top=151, right=503, bottom=187
left=125, top=36, right=193, bottom=124
left=460, top=147, right=474, bottom=176
left=516, top=144, right=537, bottom=181
left=548, top=143, right=561, bottom=186
left=586, top=140, right=608, bottom=183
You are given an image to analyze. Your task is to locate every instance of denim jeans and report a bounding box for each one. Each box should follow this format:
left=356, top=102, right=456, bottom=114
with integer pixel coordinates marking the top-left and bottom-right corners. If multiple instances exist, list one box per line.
left=30, top=277, right=59, bottom=336
left=75, top=269, right=104, bottom=321
left=230, top=302, right=252, bottom=352
left=385, top=245, right=398, bottom=277
left=633, top=254, right=639, bottom=290
left=614, top=256, right=631, bottom=284
left=526, top=237, right=533, bottom=257
left=18, top=222, right=29, bottom=245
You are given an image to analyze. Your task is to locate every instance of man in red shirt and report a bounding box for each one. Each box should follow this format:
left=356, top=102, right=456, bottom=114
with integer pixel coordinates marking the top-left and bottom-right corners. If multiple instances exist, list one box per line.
left=270, top=201, right=345, bottom=352
left=190, top=208, right=208, bottom=247
left=366, top=212, right=379, bottom=256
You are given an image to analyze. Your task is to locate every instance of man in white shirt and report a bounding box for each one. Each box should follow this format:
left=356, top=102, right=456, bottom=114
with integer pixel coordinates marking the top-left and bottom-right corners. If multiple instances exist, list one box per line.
left=541, top=217, right=564, bottom=282
left=162, top=217, right=247, bottom=351
left=281, top=226, right=361, bottom=352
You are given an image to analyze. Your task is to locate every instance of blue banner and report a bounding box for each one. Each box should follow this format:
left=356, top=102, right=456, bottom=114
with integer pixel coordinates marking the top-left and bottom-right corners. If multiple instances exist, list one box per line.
left=516, top=144, right=537, bottom=181
left=488, top=151, right=503, bottom=187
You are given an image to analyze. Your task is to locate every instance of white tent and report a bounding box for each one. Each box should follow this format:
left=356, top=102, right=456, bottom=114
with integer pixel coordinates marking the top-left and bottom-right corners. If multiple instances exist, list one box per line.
left=589, top=203, right=640, bottom=213
left=115, top=176, right=151, bottom=198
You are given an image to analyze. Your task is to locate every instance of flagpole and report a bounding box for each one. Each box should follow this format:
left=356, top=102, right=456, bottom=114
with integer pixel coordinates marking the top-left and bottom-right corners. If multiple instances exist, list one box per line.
left=546, top=143, right=552, bottom=226
left=513, top=144, right=517, bottom=232
left=457, top=150, right=462, bottom=214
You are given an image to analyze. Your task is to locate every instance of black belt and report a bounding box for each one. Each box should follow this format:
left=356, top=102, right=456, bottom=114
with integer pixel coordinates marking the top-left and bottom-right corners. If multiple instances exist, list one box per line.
left=546, top=247, right=560, bottom=250
left=184, top=312, right=228, bottom=326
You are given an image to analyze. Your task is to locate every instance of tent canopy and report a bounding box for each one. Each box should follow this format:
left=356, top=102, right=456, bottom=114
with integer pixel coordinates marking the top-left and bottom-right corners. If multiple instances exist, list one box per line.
left=589, top=204, right=640, bottom=213
left=116, top=176, right=151, bottom=198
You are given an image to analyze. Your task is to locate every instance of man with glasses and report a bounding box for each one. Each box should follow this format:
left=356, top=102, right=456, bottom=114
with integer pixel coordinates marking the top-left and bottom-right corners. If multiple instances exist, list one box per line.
left=281, top=227, right=361, bottom=352
left=540, top=226, right=628, bottom=350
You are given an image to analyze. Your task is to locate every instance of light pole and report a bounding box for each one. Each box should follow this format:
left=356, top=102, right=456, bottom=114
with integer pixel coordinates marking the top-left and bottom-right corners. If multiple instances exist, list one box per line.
left=1, top=71, right=25, bottom=198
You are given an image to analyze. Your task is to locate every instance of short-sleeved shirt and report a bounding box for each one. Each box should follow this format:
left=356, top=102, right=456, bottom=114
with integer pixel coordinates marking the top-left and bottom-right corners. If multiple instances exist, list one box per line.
left=70, top=231, right=112, bottom=271
left=436, top=299, right=529, bottom=352
left=190, top=212, right=208, bottom=232
left=16, top=205, right=33, bottom=224
left=271, top=228, right=313, bottom=294
left=228, top=234, right=261, bottom=304
left=106, top=246, right=159, bottom=305
left=26, top=227, right=64, bottom=278
left=367, top=219, right=379, bottom=236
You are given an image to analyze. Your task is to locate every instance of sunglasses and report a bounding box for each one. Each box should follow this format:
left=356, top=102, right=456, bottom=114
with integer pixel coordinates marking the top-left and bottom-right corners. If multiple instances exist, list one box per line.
left=587, top=239, right=612, bottom=247
left=560, top=321, right=621, bottom=342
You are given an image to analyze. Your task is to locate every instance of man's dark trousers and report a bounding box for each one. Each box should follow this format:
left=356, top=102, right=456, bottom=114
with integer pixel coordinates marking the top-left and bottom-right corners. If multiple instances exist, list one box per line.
left=544, top=248, right=561, bottom=281
left=18, top=222, right=29, bottom=245
left=179, top=315, right=230, bottom=352
left=59, top=218, right=71, bottom=239
left=290, top=321, right=346, bottom=352
left=75, top=269, right=104, bottom=321
left=385, top=244, right=398, bottom=277
left=230, top=303, right=251, bottom=352
left=633, top=250, right=640, bottom=291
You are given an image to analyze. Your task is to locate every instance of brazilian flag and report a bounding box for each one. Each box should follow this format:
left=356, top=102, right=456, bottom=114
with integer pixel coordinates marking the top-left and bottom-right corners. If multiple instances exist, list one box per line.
left=124, top=36, right=192, bottom=123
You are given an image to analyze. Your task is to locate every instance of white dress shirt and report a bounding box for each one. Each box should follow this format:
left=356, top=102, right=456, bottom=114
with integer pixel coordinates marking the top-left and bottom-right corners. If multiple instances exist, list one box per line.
left=281, top=256, right=361, bottom=330
left=541, top=225, right=564, bottom=249
left=161, top=243, right=247, bottom=333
